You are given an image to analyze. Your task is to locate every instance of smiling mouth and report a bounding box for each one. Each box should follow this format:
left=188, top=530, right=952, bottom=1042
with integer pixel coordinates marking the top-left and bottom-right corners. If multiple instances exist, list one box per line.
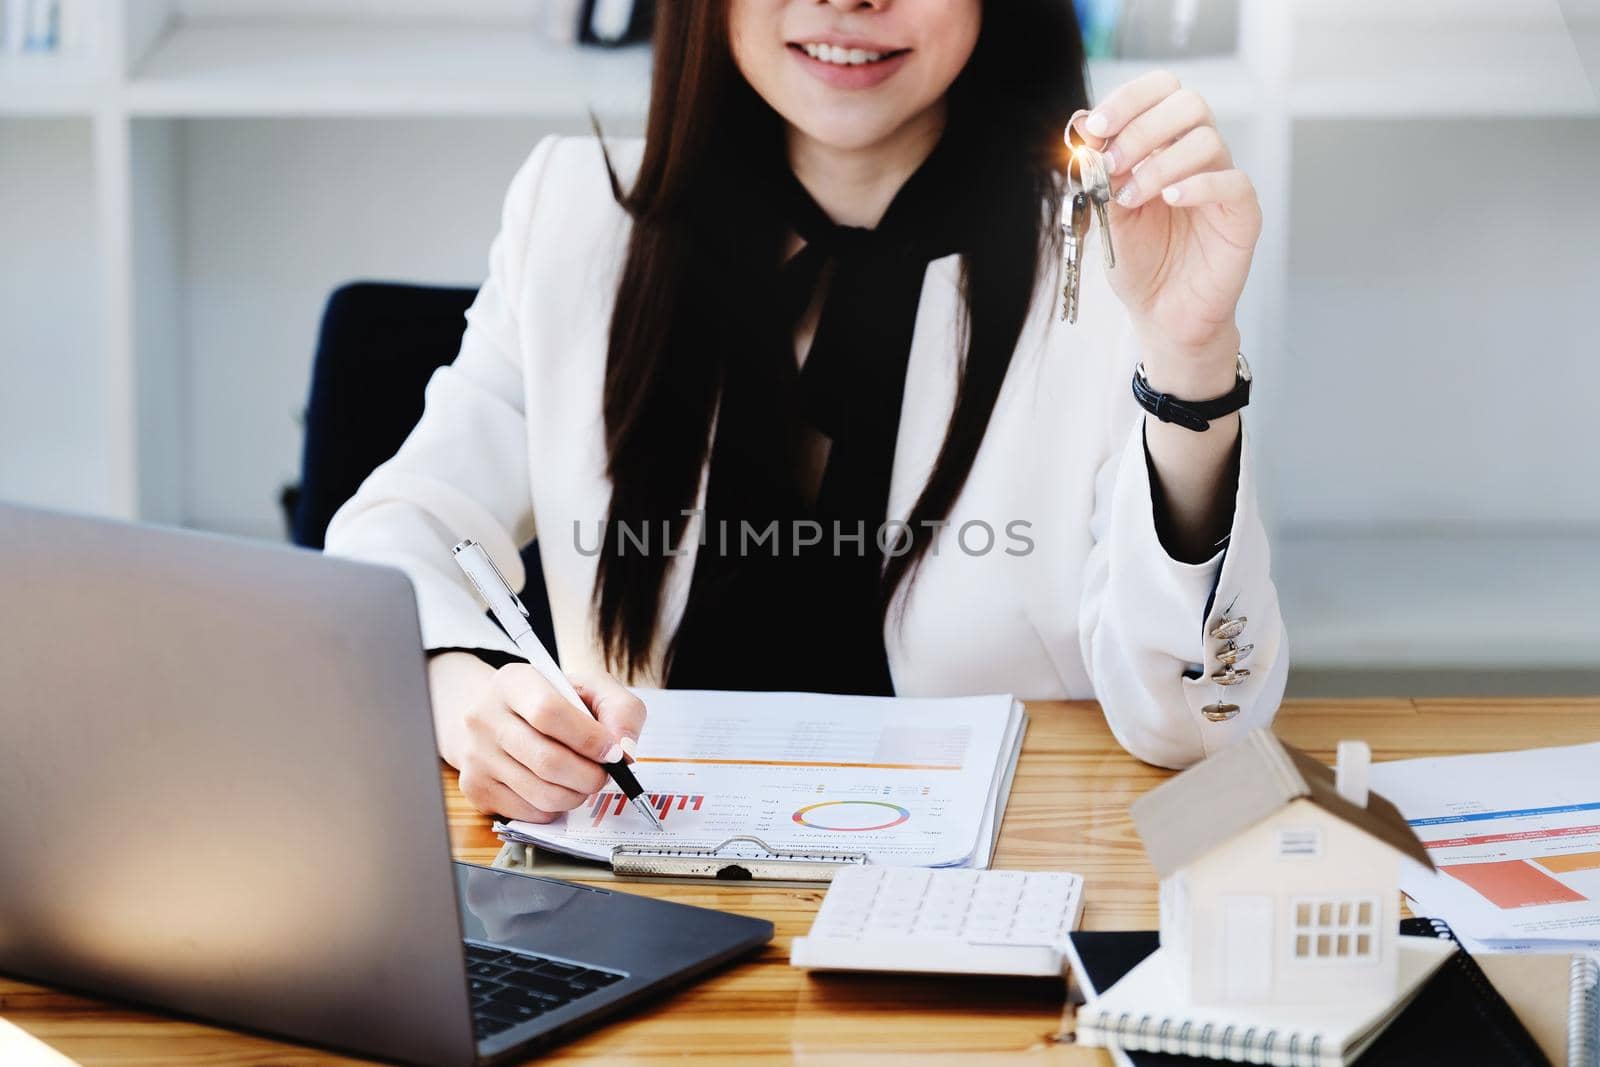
left=788, top=42, right=912, bottom=67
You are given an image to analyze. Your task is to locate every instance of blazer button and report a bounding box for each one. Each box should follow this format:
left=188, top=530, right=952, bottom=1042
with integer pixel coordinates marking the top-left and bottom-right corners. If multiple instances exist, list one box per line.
left=1202, top=702, right=1241, bottom=722
left=1211, top=666, right=1251, bottom=686
left=1209, top=616, right=1247, bottom=641
left=1217, top=641, right=1254, bottom=666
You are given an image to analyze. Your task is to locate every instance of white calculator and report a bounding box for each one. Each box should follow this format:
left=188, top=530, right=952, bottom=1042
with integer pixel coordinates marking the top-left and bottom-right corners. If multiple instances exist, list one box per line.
left=790, top=866, right=1086, bottom=977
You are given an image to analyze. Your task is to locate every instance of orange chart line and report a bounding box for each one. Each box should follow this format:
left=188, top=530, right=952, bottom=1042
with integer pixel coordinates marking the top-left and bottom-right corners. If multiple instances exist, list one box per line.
left=634, top=757, right=961, bottom=771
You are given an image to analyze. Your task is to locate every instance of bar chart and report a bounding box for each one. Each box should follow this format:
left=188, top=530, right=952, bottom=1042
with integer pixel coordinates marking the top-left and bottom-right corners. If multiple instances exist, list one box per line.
left=589, top=791, right=705, bottom=828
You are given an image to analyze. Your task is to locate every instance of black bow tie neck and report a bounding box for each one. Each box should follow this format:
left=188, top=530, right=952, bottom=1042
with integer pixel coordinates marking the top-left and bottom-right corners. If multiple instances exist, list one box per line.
left=665, top=129, right=979, bottom=696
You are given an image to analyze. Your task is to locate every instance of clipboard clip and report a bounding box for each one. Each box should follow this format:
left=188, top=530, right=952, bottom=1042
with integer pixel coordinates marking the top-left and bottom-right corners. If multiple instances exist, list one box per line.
left=610, top=835, right=868, bottom=883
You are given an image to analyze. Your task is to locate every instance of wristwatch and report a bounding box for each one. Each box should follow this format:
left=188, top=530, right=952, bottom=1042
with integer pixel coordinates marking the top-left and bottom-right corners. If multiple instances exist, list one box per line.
left=1131, top=353, right=1251, bottom=432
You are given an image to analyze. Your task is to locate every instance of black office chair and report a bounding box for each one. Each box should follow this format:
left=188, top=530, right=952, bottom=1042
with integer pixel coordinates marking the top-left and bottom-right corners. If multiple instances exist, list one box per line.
left=288, top=280, right=558, bottom=658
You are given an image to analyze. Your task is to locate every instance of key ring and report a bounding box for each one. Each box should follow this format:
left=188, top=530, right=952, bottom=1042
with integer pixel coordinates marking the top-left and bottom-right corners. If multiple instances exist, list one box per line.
left=1065, top=108, right=1101, bottom=154
left=1063, top=122, right=1088, bottom=197
left=1063, top=117, right=1113, bottom=215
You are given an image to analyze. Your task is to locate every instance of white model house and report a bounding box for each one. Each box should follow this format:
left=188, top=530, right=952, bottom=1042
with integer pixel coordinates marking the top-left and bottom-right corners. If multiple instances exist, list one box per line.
left=1130, top=730, right=1434, bottom=1007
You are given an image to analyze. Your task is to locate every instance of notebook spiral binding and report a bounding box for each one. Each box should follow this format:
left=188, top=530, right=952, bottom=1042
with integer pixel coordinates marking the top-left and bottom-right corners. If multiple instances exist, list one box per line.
left=1420, top=916, right=1453, bottom=940
left=1574, top=955, right=1599, bottom=1067
left=1088, top=1009, right=1325, bottom=1067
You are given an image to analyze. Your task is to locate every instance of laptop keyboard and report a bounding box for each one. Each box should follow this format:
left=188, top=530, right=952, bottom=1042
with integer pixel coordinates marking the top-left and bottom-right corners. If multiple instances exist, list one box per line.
left=464, top=941, right=626, bottom=1042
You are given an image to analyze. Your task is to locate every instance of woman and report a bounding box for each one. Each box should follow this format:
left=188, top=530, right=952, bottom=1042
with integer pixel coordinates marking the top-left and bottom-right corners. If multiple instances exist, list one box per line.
left=326, top=0, right=1287, bottom=824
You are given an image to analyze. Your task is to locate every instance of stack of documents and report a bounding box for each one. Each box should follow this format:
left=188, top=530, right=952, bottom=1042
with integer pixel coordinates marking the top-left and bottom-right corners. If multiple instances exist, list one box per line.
left=498, top=689, right=1027, bottom=870
left=1368, top=741, right=1600, bottom=954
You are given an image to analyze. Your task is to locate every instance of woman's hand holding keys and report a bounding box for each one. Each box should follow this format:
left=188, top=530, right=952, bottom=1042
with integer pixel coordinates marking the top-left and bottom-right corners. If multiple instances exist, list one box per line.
left=1071, top=70, right=1261, bottom=387
left=432, top=653, right=647, bottom=824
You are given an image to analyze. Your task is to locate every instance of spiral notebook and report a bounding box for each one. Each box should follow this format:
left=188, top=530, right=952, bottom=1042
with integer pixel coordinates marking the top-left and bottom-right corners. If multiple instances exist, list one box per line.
left=1066, top=919, right=1565, bottom=1067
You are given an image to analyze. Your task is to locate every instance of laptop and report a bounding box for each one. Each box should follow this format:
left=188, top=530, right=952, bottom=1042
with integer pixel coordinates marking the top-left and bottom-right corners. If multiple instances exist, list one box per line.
left=0, top=502, right=773, bottom=1066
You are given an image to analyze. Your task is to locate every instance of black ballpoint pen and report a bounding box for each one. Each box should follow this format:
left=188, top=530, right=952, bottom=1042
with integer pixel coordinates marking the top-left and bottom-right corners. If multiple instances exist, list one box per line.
left=453, top=539, right=664, bottom=830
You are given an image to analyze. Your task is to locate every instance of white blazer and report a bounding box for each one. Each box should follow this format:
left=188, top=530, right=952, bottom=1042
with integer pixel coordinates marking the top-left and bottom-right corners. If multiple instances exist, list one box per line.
left=325, top=134, right=1288, bottom=769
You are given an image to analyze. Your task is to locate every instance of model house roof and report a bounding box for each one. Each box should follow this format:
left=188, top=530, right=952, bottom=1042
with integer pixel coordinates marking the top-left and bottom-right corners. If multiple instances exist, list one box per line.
left=1130, top=729, right=1435, bottom=877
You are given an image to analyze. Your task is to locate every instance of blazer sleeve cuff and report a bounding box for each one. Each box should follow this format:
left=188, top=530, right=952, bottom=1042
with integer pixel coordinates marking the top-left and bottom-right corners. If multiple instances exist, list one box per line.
left=1088, top=415, right=1288, bottom=766
left=325, top=500, right=525, bottom=660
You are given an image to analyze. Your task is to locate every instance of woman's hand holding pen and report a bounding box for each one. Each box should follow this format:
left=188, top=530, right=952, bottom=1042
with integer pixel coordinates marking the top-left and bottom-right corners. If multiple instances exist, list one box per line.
left=1072, top=69, right=1262, bottom=397
left=433, top=653, right=646, bottom=824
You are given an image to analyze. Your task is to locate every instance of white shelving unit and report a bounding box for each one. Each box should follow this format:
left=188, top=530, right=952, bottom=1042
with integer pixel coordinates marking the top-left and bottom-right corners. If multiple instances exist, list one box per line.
left=124, top=19, right=653, bottom=117
left=1289, top=0, right=1597, bottom=116
left=2, top=0, right=1596, bottom=675
left=0, top=54, right=102, bottom=114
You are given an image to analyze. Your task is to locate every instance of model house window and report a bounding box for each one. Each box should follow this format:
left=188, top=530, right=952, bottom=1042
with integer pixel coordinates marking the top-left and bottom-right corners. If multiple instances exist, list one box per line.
left=1290, top=896, right=1379, bottom=960
left=1277, top=828, right=1321, bottom=858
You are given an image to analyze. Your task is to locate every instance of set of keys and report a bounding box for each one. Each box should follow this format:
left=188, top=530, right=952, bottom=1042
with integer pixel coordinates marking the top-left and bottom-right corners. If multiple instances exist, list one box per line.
left=1060, top=122, right=1116, bottom=324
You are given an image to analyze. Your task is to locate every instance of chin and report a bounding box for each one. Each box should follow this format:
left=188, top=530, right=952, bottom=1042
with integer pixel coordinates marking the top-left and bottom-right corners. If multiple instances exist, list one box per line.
left=778, top=86, right=927, bottom=153
left=789, top=113, right=908, bottom=152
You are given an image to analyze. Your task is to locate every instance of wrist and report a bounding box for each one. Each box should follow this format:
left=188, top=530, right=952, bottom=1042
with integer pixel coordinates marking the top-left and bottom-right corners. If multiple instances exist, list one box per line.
left=1133, top=321, right=1241, bottom=401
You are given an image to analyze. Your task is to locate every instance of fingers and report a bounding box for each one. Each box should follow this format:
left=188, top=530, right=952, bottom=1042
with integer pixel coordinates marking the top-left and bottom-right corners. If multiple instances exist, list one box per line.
left=493, top=726, right=607, bottom=799
left=495, top=663, right=621, bottom=764
left=457, top=665, right=649, bottom=826
left=1100, top=87, right=1216, bottom=178
left=569, top=670, right=647, bottom=752
left=1077, top=69, right=1183, bottom=144
left=459, top=766, right=559, bottom=824
left=1076, top=73, right=1245, bottom=214
left=1158, top=168, right=1260, bottom=213
left=461, top=700, right=607, bottom=812
left=1113, top=125, right=1230, bottom=210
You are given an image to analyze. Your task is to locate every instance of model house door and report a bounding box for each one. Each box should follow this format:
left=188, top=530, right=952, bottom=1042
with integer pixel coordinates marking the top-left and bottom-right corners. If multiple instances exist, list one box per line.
left=1220, top=894, right=1273, bottom=1002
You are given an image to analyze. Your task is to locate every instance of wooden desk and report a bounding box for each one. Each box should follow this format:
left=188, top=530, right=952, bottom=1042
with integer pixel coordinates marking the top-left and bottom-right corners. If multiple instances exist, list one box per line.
left=5, top=697, right=1597, bottom=1065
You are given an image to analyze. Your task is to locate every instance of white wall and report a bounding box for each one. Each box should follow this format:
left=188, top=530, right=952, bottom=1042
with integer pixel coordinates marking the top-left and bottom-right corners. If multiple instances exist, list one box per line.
left=177, top=115, right=591, bottom=537
left=0, top=119, right=111, bottom=514
left=1280, top=117, right=1600, bottom=532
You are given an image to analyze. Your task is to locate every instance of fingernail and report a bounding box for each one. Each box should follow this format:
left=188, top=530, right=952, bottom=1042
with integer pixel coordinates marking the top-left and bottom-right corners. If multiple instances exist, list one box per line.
left=1161, top=185, right=1182, bottom=204
left=601, top=743, right=624, bottom=764
left=1085, top=111, right=1109, bottom=137
left=619, top=736, right=638, bottom=760
left=1116, top=183, right=1140, bottom=207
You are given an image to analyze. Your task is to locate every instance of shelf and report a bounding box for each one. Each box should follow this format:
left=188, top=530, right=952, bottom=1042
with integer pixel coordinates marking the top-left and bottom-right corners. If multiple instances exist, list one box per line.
left=1289, top=21, right=1598, bottom=118
left=6, top=8, right=1597, bottom=121
left=124, top=19, right=652, bottom=117
left=1275, top=530, right=1600, bottom=669
left=0, top=53, right=101, bottom=116
left=120, top=22, right=1271, bottom=121
left=33, top=14, right=1595, bottom=123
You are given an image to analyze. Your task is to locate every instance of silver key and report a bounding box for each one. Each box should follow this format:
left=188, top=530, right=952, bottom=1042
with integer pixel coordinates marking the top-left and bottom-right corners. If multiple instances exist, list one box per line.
left=1060, top=190, right=1090, bottom=324
left=1074, top=147, right=1117, bottom=269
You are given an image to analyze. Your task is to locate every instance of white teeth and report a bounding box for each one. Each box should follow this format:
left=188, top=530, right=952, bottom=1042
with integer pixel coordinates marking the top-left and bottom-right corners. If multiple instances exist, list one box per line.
left=801, top=42, right=886, bottom=65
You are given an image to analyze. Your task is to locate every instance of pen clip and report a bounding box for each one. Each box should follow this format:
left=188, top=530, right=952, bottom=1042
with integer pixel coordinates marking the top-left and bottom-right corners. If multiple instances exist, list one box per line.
left=454, top=539, right=531, bottom=621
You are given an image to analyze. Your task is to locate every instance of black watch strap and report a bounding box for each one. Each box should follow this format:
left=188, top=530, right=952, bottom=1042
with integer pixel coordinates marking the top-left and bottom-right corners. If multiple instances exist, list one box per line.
left=1131, top=354, right=1252, bottom=432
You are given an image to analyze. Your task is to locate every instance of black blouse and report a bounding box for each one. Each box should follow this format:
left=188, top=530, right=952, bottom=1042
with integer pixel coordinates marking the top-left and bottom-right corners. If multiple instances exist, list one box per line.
left=665, top=128, right=979, bottom=696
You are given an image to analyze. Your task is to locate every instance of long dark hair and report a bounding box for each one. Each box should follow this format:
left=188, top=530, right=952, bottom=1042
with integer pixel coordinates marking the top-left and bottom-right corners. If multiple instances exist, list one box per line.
left=593, top=0, right=1087, bottom=676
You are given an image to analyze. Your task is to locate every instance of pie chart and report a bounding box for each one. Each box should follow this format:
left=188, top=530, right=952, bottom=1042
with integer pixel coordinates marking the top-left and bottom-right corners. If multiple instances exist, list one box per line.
left=792, top=800, right=911, bottom=832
